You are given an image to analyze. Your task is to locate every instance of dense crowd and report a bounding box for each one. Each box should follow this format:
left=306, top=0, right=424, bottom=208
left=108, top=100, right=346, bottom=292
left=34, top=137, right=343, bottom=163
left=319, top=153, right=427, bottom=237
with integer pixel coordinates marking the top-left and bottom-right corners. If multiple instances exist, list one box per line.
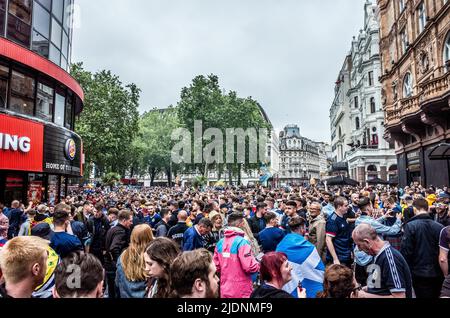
left=0, top=183, right=449, bottom=299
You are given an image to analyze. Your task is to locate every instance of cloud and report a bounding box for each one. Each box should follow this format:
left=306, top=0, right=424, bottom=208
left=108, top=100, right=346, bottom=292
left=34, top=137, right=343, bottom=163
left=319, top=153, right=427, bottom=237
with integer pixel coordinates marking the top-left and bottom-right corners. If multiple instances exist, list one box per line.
left=72, top=0, right=367, bottom=143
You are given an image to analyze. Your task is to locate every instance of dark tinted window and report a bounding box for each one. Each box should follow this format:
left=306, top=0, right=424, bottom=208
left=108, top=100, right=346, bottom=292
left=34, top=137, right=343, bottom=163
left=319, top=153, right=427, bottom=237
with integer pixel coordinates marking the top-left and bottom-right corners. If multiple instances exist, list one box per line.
left=0, top=64, right=8, bottom=108
left=33, top=1, right=50, bottom=38
left=65, top=93, right=73, bottom=129
left=32, top=29, right=49, bottom=58
left=8, top=0, right=32, bottom=24
left=0, top=3, right=5, bottom=36
left=9, top=70, right=35, bottom=116
left=36, top=81, right=54, bottom=121
left=0, top=0, right=6, bottom=10
left=7, top=13, right=31, bottom=47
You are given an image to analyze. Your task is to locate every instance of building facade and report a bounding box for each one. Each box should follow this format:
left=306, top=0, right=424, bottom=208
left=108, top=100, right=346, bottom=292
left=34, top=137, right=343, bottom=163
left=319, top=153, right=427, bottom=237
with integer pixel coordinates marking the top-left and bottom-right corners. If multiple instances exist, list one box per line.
left=0, top=0, right=84, bottom=205
left=346, top=0, right=398, bottom=184
left=315, top=142, right=333, bottom=178
left=378, top=0, right=450, bottom=187
left=279, top=125, right=321, bottom=185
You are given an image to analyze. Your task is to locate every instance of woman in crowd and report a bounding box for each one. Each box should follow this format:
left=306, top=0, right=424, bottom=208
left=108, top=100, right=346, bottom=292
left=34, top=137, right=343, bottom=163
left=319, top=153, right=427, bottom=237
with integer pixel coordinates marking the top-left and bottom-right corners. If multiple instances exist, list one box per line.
left=251, top=252, right=297, bottom=298
left=205, top=214, right=224, bottom=253
left=317, top=264, right=357, bottom=299
left=144, top=237, right=180, bottom=298
left=116, top=224, right=154, bottom=298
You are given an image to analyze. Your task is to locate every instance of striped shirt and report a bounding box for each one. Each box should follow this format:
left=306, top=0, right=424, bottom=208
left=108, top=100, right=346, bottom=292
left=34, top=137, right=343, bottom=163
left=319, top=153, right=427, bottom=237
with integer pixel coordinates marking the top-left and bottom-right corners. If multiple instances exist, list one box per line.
left=367, top=242, right=413, bottom=298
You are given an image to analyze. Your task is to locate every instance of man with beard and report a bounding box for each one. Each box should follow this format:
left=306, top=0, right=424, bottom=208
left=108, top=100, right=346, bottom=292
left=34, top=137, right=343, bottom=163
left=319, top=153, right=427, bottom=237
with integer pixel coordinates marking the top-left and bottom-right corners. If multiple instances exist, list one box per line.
left=171, top=248, right=219, bottom=298
left=0, top=236, right=49, bottom=298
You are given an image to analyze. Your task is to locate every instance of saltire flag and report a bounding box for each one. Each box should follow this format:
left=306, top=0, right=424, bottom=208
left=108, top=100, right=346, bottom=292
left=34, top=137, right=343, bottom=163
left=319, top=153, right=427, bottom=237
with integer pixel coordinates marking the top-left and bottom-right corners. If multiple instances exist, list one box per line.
left=276, top=233, right=325, bottom=298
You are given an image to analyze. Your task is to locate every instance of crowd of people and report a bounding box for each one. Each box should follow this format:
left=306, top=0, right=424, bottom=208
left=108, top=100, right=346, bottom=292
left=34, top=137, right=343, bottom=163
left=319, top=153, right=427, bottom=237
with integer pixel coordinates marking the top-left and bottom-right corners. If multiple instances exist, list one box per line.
left=0, top=183, right=449, bottom=299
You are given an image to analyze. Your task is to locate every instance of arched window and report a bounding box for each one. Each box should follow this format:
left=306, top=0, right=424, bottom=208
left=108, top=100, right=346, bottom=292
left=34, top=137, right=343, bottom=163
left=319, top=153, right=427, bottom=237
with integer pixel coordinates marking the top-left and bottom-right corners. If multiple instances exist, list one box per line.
left=356, top=117, right=360, bottom=130
left=367, top=165, right=378, bottom=181
left=370, top=97, right=376, bottom=113
left=403, top=72, right=413, bottom=97
left=443, top=31, right=450, bottom=67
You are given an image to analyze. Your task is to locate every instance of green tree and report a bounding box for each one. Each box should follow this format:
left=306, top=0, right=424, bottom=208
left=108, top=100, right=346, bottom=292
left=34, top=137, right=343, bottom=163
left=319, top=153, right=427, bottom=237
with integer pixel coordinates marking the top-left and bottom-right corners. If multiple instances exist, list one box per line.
left=71, top=63, right=140, bottom=178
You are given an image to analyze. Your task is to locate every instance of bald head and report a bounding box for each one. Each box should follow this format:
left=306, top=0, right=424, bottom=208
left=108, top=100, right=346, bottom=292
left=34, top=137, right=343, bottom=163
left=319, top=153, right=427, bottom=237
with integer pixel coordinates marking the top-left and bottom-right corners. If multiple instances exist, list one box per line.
left=11, top=201, right=20, bottom=208
left=178, top=210, right=188, bottom=222
left=353, top=224, right=378, bottom=241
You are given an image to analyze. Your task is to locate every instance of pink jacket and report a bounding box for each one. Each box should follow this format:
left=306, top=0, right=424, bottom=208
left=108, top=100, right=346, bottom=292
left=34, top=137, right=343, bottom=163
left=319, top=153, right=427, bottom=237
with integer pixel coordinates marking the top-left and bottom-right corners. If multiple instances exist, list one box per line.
left=213, top=227, right=260, bottom=298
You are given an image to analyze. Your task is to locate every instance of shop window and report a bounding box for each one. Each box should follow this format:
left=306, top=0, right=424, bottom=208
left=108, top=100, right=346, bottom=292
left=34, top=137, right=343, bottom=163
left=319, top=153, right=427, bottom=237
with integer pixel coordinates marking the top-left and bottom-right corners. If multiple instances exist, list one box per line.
left=36, top=81, right=54, bottom=121
left=32, top=1, right=50, bottom=38
left=0, top=64, right=8, bottom=108
left=54, top=92, right=65, bottom=125
left=5, top=174, right=24, bottom=204
left=28, top=174, right=45, bottom=205
left=47, top=175, right=59, bottom=205
left=9, top=70, right=35, bottom=116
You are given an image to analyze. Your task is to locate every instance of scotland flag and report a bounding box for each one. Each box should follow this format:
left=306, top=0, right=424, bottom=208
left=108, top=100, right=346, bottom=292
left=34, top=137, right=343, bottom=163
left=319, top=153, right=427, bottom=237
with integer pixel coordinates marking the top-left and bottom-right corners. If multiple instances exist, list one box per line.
left=276, top=233, right=325, bottom=298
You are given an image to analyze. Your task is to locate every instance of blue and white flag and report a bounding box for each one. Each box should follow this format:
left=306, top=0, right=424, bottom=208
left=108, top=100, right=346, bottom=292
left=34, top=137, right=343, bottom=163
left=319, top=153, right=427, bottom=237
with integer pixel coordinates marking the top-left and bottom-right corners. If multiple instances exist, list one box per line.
left=276, top=233, right=325, bottom=298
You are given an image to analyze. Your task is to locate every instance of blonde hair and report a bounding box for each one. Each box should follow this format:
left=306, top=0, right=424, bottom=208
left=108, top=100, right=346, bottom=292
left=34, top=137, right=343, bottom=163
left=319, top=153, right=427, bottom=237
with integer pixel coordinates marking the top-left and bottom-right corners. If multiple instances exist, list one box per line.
left=121, top=224, right=154, bottom=282
left=0, top=236, right=49, bottom=284
left=239, top=218, right=261, bottom=255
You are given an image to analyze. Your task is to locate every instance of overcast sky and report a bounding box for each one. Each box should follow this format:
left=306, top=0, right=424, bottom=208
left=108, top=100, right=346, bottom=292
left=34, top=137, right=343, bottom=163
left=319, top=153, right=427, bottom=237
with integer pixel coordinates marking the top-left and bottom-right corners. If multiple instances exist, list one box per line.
left=72, top=0, right=368, bottom=143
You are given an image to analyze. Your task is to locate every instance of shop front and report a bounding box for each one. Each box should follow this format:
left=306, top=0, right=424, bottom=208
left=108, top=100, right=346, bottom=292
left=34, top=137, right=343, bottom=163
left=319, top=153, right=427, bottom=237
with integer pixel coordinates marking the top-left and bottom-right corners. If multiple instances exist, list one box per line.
left=0, top=113, right=83, bottom=205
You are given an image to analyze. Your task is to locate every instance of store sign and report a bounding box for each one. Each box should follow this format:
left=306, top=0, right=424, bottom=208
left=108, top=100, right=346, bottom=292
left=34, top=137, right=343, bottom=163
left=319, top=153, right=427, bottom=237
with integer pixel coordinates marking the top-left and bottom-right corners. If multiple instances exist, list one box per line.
left=43, top=126, right=82, bottom=177
left=0, top=113, right=44, bottom=172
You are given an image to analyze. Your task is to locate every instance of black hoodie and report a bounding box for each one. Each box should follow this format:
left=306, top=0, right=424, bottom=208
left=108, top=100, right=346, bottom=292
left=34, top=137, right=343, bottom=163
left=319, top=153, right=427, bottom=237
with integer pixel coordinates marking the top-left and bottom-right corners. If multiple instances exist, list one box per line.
left=250, top=284, right=294, bottom=299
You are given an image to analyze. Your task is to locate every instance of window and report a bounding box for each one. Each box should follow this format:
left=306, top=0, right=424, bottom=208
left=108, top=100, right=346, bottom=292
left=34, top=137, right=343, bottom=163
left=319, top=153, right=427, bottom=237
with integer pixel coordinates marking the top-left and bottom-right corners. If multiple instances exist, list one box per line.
left=54, top=92, right=65, bottom=125
left=9, top=70, right=35, bottom=116
left=417, top=2, right=426, bottom=34
left=400, top=28, right=408, bottom=55
left=354, top=96, right=359, bottom=109
left=51, top=17, right=62, bottom=49
left=36, top=81, right=54, bottom=121
left=37, top=0, right=51, bottom=11
left=370, top=97, right=376, bottom=113
left=368, top=71, right=374, bottom=86
left=444, top=32, right=450, bottom=66
left=32, top=30, right=49, bottom=58
left=33, top=1, right=50, bottom=38
left=52, top=0, right=63, bottom=23
left=65, top=93, right=73, bottom=129
left=8, top=0, right=32, bottom=24
left=63, top=0, right=72, bottom=32
left=403, top=72, right=413, bottom=97
left=0, top=0, right=6, bottom=36
left=399, top=0, right=405, bottom=12
left=0, top=64, right=8, bottom=108
left=7, top=12, right=32, bottom=47
left=356, top=117, right=360, bottom=130
left=49, top=43, right=61, bottom=65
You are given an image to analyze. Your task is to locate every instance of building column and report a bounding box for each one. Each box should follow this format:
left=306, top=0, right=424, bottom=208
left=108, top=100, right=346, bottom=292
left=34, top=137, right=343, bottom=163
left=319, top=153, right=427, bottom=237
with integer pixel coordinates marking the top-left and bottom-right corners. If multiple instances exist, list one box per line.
left=380, top=166, right=387, bottom=181
left=357, top=167, right=366, bottom=184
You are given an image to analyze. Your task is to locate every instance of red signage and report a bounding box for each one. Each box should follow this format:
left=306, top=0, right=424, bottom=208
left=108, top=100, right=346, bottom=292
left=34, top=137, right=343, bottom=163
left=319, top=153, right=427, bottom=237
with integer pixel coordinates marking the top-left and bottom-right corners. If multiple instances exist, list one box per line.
left=28, top=181, right=43, bottom=205
left=0, top=113, right=44, bottom=172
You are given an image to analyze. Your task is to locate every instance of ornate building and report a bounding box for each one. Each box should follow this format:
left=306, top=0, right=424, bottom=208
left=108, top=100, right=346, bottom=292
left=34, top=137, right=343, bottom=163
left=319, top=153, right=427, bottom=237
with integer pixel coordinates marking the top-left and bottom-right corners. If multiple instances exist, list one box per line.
left=378, top=0, right=450, bottom=187
left=346, top=0, right=397, bottom=184
left=279, top=125, right=321, bottom=185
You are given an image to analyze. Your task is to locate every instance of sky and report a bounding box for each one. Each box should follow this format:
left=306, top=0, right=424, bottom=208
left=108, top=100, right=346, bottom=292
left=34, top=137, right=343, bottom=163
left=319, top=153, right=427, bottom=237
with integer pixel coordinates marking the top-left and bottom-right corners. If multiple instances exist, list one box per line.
left=72, top=0, right=367, bottom=143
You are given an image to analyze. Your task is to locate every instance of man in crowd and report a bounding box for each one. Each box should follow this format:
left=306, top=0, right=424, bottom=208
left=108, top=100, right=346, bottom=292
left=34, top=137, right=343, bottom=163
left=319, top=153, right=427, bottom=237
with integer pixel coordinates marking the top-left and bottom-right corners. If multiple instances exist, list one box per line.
left=307, top=201, right=327, bottom=262
left=440, top=225, right=450, bottom=278
left=352, top=224, right=412, bottom=298
left=170, top=249, right=220, bottom=298
left=87, top=202, right=110, bottom=264
left=107, top=208, right=119, bottom=227
left=321, top=192, right=335, bottom=217
left=50, top=204, right=84, bottom=258
left=7, top=200, right=23, bottom=239
left=143, top=202, right=161, bottom=229
left=0, top=236, right=49, bottom=298
left=0, top=203, right=9, bottom=243
left=183, top=218, right=213, bottom=251
left=155, top=208, right=171, bottom=237
left=53, top=251, right=104, bottom=298
left=281, top=201, right=299, bottom=233
left=104, top=209, right=133, bottom=298
left=325, top=197, right=352, bottom=267
left=168, top=200, right=181, bottom=227
left=248, top=203, right=268, bottom=239
left=401, top=198, right=444, bottom=298
left=167, top=210, right=189, bottom=248
left=214, top=213, right=260, bottom=298
left=258, top=212, right=286, bottom=253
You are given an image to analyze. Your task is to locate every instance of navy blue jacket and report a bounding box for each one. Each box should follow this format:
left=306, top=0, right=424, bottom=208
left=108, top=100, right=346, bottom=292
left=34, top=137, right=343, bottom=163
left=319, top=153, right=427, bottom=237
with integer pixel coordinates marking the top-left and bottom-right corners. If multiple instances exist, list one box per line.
left=182, top=226, right=205, bottom=251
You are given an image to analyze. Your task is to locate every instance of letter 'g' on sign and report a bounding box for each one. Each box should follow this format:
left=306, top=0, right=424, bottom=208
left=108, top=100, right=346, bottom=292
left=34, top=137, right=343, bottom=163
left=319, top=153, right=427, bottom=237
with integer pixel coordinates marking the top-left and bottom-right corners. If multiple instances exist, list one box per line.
left=0, top=133, right=31, bottom=153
